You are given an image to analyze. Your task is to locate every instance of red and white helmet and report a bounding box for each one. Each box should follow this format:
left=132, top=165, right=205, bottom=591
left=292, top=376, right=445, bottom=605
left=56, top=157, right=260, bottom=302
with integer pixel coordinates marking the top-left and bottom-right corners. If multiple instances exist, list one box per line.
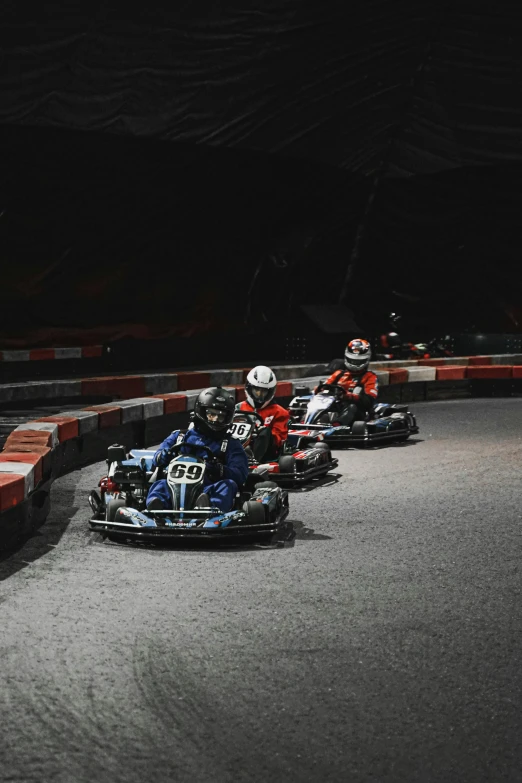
left=344, top=338, right=371, bottom=373
left=245, top=365, right=277, bottom=409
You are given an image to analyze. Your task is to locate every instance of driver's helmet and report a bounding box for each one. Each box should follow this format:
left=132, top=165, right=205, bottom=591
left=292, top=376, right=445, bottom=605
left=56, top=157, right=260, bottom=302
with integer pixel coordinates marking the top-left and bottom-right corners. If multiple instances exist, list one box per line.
left=344, top=338, right=372, bottom=373
left=194, top=387, right=235, bottom=437
left=245, top=365, right=277, bottom=409
left=386, top=331, right=401, bottom=349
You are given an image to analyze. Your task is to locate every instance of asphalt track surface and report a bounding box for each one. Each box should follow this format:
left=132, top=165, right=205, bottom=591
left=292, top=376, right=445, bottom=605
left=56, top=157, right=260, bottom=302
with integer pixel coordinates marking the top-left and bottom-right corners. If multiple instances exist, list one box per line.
left=1, top=399, right=521, bottom=783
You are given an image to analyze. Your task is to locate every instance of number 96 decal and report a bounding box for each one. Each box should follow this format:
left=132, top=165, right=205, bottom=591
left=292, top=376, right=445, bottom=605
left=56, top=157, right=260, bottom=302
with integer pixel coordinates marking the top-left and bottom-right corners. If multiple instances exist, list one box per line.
left=230, top=421, right=253, bottom=440
left=167, top=461, right=205, bottom=483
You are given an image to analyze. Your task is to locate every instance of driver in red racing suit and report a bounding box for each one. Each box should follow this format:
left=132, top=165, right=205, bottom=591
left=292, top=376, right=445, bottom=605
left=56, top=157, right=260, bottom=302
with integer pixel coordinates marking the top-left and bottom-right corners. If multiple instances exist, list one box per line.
left=238, top=365, right=289, bottom=462
left=322, top=339, right=378, bottom=427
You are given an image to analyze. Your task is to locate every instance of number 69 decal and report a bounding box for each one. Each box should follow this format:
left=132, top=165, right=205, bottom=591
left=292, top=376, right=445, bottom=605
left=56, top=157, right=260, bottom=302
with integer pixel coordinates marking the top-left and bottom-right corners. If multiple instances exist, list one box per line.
left=167, top=460, right=205, bottom=483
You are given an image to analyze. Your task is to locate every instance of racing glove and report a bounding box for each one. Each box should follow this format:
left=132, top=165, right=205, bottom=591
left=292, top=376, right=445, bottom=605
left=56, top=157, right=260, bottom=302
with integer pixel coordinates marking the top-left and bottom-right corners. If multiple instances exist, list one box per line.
left=154, top=448, right=172, bottom=468
left=343, top=392, right=358, bottom=402
left=205, top=460, right=224, bottom=482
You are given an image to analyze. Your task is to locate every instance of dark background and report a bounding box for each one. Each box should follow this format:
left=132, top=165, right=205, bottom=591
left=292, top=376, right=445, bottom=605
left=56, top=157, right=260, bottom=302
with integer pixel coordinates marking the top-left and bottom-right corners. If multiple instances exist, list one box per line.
left=2, top=2, right=522, bottom=358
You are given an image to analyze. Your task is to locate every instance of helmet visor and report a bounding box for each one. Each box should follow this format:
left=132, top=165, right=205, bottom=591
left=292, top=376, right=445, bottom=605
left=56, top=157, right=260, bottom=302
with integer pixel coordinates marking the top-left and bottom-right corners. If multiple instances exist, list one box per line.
left=345, top=355, right=368, bottom=368
left=251, top=386, right=271, bottom=404
left=206, top=407, right=227, bottom=426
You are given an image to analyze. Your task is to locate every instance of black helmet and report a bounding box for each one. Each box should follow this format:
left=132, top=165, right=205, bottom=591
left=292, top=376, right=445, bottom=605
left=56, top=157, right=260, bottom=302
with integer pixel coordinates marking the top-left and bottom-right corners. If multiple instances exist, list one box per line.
left=194, top=387, right=235, bottom=437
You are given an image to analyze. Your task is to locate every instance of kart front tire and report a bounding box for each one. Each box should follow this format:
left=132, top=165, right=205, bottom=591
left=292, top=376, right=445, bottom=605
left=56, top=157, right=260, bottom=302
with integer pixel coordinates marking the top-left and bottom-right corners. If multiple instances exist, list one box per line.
left=314, top=442, right=330, bottom=451
left=351, top=422, right=367, bottom=436
left=244, top=500, right=268, bottom=525
left=278, top=455, right=296, bottom=473
left=253, top=480, right=278, bottom=489
left=106, top=498, right=126, bottom=522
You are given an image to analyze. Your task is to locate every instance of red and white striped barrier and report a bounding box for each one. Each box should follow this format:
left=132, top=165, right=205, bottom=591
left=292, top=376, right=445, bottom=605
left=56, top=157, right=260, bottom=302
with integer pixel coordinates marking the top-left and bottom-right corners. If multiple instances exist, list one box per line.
left=0, top=346, right=103, bottom=362
left=1, top=358, right=521, bottom=517
left=2, top=355, right=522, bottom=405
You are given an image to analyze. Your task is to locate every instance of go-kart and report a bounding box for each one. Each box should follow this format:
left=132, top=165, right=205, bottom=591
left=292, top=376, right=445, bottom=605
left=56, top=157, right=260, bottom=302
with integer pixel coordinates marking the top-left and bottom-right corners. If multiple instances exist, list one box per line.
left=88, top=441, right=294, bottom=546
left=230, top=409, right=338, bottom=487
left=288, top=382, right=419, bottom=447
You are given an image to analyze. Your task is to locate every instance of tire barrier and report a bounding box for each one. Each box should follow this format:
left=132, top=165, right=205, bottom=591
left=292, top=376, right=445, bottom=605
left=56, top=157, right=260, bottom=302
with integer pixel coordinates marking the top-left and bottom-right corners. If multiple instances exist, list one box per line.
left=1, top=356, right=522, bottom=549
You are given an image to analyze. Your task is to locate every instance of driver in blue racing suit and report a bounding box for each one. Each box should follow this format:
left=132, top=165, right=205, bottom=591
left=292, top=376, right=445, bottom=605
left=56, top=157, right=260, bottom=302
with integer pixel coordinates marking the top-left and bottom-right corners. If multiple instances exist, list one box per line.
left=146, top=387, right=249, bottom=513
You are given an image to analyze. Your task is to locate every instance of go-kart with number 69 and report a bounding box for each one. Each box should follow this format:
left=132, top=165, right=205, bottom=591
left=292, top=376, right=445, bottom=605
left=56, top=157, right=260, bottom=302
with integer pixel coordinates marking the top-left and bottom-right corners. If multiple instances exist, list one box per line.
left=88, top=441, right=294, bottom=546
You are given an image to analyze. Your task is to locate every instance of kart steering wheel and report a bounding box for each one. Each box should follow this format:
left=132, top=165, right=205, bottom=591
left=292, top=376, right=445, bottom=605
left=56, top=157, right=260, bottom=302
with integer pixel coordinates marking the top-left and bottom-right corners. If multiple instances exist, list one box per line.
left=166, top=442, right=217, bottom=463
left=316, top=382, right=346, bottom=399
left=234, top=409, right=266, bottom=428
left=151, top=441, right=221, bottom=482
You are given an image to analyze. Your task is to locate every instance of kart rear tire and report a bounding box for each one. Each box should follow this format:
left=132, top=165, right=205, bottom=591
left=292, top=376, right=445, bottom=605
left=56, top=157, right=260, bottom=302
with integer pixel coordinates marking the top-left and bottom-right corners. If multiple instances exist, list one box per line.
left=278, top=455, right=296, bottom=473
left=106, top=498, right=126, bottom=522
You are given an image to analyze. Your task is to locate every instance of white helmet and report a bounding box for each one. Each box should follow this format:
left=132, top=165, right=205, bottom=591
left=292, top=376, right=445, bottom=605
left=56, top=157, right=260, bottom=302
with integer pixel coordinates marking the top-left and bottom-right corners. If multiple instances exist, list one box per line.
left=344, top=338, right=372, bottom=373
left=245, top=365, right=277, bottom=409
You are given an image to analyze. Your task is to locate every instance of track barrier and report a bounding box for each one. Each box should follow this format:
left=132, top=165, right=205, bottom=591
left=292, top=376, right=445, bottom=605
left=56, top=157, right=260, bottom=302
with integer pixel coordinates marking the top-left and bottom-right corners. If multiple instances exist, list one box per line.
left=1, top=355, right=522, bottom=548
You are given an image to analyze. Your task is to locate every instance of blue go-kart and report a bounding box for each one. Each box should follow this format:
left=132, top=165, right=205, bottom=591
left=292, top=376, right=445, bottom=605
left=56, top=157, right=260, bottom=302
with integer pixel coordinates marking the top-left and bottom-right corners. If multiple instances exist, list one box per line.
left=288, top=382, right=419, bottom=447
left=89, top=442, right=294, bottom=546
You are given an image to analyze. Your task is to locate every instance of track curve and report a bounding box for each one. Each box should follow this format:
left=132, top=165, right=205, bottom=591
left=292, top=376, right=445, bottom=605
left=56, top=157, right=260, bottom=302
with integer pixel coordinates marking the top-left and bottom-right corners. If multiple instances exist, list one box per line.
left=1, top=398, right=521, bottom=783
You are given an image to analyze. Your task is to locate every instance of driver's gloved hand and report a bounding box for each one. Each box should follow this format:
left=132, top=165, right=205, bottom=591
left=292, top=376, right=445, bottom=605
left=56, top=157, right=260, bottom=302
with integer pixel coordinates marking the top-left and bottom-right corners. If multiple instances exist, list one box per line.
left=205, top=460, right=224, bottom=482
left=345, top=388, right=361, bottom=401
left=154, top=448, right=172, bottom=468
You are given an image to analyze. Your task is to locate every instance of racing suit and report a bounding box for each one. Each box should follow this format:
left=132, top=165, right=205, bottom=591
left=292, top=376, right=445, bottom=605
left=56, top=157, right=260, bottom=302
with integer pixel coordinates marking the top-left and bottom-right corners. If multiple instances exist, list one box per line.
left=238, top=400, right=290, bottom=462
left=146, top=426, right=249, bottom=512
left=323, top=368, right=379, bottom=427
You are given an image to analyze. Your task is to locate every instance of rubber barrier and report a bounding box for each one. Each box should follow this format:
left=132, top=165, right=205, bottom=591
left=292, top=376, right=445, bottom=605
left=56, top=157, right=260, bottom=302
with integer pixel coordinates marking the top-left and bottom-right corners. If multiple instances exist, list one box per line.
left=2, top=356, right=522, bottom=549
left=2, top=354, right=522, bottom=405
left=465, top=365, right=512, bottom=379
left=435, top=365, right=467, bottom=380
left=0, top=346, right=103, bottom=362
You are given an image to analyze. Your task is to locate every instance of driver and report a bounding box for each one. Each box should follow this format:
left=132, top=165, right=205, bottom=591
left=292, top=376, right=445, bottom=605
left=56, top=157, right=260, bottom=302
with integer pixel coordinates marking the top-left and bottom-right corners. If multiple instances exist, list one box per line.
left=146, top=387, right=249, bottom=513
left=321, top=338, right=378, bottom=427
left=238, top=365, right=290, bottom=462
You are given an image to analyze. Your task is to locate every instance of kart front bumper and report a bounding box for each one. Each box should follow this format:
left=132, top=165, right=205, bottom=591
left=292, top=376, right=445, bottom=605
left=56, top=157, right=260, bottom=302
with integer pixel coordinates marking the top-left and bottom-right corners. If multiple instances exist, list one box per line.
left=289, top=424, right=418, bottom=446
left=89, top=508, right=293, bottom=545
left=263, top=458, right=339, bottom=485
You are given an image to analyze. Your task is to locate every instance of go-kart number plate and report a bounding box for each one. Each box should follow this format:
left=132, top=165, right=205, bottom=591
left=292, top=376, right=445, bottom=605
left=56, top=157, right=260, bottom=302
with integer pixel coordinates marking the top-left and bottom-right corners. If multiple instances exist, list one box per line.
left=168, top=461, right=205, bottom=483
left=230, top=421, right=253, bottom=441
left=310, top=396, right=332, bottom=408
